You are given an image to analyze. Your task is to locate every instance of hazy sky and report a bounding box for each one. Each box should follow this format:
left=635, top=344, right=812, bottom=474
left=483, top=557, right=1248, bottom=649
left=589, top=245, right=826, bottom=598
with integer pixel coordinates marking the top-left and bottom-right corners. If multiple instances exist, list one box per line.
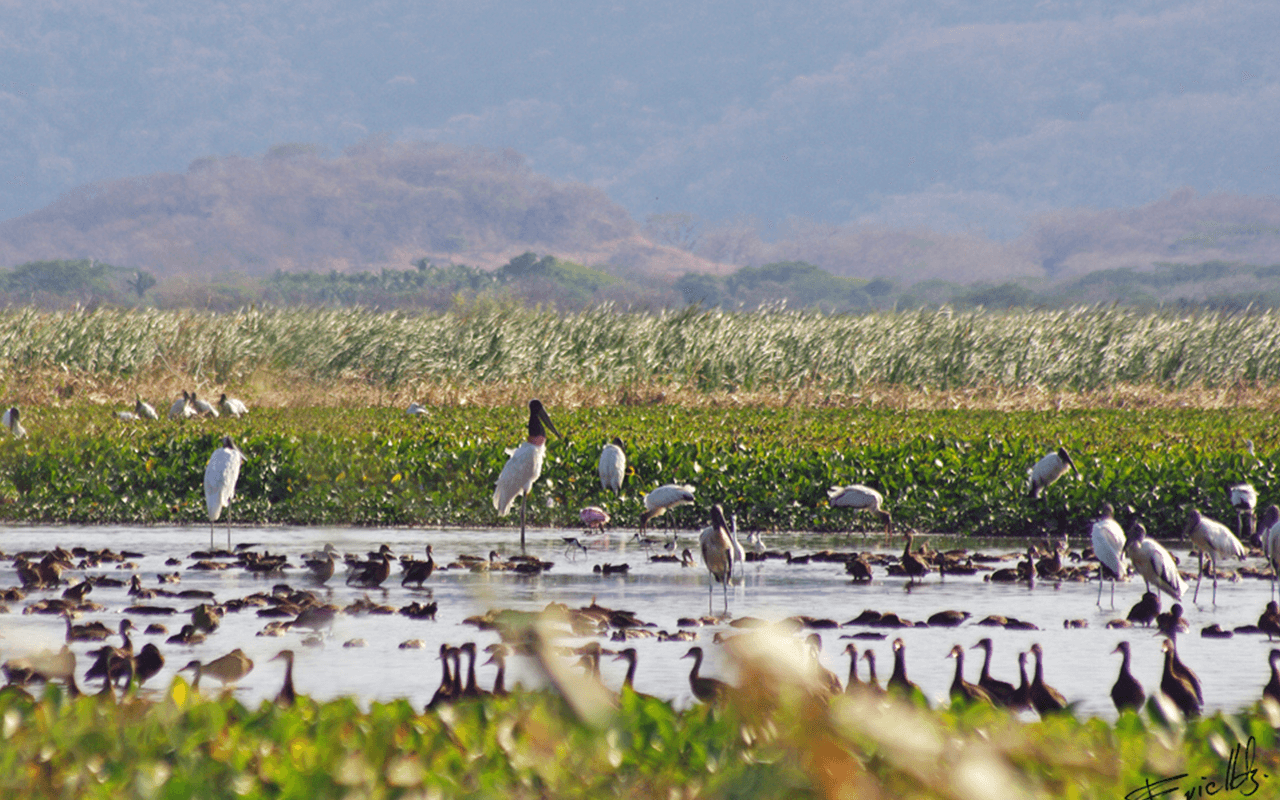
left=2, top=0, right=1276, bottom=238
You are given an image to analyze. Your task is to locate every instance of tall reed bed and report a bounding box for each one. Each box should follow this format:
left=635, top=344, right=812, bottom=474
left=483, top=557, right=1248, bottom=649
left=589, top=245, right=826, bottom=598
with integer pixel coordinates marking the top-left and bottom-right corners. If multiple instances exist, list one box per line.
left=3, top=305, right=1280, bottom=392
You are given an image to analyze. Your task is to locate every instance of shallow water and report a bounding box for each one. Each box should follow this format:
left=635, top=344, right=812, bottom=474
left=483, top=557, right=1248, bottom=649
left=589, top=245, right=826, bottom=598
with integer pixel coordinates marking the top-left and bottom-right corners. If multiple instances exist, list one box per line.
left=0, top=524, right=1273, bottom=719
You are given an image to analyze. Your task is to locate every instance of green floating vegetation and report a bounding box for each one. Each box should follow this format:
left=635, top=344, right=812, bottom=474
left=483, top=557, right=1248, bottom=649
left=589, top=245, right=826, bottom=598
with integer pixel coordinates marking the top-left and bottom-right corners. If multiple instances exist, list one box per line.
left=1, top=677, right=1278, bottom=800
left=0, top=406, right=1271, bottom=535
left=4, top=304, right=1280, bottom=391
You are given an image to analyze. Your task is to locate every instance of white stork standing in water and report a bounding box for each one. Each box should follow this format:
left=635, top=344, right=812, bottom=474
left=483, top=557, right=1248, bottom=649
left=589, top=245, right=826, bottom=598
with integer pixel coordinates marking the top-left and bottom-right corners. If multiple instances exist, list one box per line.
left=492, top=399, right=561, bottom=550
left=827, top=485, right=891, bottom=533
left=1229, top=483, right=1259, bottom=546
left=1260, top=505, right=1280, bottom=601
left=1090, top=503, right=1128, bottom=608
left=1124, top=522, right=1186, bottom=601
left=204, top=435, right=247, bottom=549
left=639, top=484, right=696, bottom=534
left=699, top=504, right=734, bottom=615
left=1027, top=447, right=1075, bottom=499
left=598, top=437, right=626, bottom=495
left=1184, top=508, right=1245, bottom=605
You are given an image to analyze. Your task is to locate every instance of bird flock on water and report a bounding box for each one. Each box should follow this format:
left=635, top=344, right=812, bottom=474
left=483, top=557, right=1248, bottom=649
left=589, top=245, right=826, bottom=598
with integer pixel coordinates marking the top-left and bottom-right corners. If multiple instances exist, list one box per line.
left=5, top=399, right=1280, bottom=720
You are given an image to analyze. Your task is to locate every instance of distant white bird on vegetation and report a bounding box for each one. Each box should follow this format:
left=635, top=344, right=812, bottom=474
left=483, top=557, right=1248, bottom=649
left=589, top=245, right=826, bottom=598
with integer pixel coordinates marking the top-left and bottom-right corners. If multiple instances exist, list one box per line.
left=1090, top=503, right=1128, bottom=607
left=114, top=410, right=138, bottom=421
left=598, top=437, right=626, bottom=495
left=1229, top=483, right=1258, bottom=545
left=204, top=435, right=247, bottom=549
left=639, top=484, right=696, bottom=534
left=135, top=396, right=159, bottom=420
left=190, top=391, right=219, bottom=418
left=219, top=393, right=249, bottom=417
left=3, top=406, right=26, bottom=439
left=827, top=484, right=891, bottom=533
left=492, top=399, right=561, bottom=550
left=699, top=504, right=734, bottom=615
left=405, top=402, right=428, bottom=416
left=1124, top=522, right=1186, bottom=601
left=169, top=391, right=196, bottom=420
left=1183, top=508, right=1245, bottom=605
left=1028, top=447, right=1075, bottom=499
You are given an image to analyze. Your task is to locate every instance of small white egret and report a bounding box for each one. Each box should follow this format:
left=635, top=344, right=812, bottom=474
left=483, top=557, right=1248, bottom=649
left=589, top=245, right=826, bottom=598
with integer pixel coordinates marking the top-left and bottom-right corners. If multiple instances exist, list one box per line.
left=3, top=405, right=26, bottom=439
left=135, top=396, right=159, bottom=420
left=699, top=504, right=734, bottom=615
left=492, top=399, right=561, bottom=550
left=1229, top=483, right=1259, bottom=545
left=219, top=393, right=249, bottom=417
left=1090, top=502, right=1128, bottom=607
left=1027, top=447, right=1075, bottom=499
left=190, top=391, right=219, bottom=418
left=827, top=484, right=891, bottom=533
left=598, top=437, right=626, bottom=495
left=639, top=483, right=696, bottom=533
left=1183, top=508, right=1246, bottom=605
left=204, top=435, right=247, bottom=549
left=1124, top=522, right=1186, bottom=601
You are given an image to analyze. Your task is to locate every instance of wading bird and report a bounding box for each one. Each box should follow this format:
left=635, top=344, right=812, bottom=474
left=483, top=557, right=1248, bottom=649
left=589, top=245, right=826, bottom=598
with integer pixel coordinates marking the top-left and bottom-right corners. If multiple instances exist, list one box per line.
left=827, top=484, right=891, bottom=534
left=1261, top=505, right=1280, bottom=600
left=1027, top=447, right=1075, bottom=499
left=190, top=391, right=219, bottom=417
left=204, top=435, right=247, bottom=549
left=219, top=393, right=249, bottom=418
left=1183, top=508, right=1245, bottom=604
left=598, top=437, right=626, bottom=495
left=168, top=391, right=194, bottom=420
left=1124, top=522, right=1186, bottom=601
left=1230, top=482, right=1258, bottom=545
left=579, top=506, right=610, bottom=533
left=639, top=484, right=696, bottom=534
left=699, top=504, right=734, bottom=614
left=493, top=399, right=561, bottom=550
left=3, top=405, right=26, bottom=438
left=1091, top=503, right=1128, bottom=607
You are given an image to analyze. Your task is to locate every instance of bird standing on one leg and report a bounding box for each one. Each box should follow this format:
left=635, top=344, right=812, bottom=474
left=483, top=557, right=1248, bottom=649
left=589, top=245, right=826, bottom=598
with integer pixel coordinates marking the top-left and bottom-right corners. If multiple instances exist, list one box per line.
left=493, top=399, right=561, bottom=551
left=204, top=435, right=247, bottom=549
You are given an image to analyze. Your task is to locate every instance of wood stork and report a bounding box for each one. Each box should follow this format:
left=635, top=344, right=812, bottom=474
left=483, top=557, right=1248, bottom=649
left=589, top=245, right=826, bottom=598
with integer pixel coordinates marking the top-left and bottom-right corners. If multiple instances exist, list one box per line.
left=492, top=399, right=561, bottom=550
left=204, top=435, right=247, bottom=549
left=1110, top=641, right=1144, bottom=714
left=1027, top=446, right=1075, bottom=499
left=1124, top=522, right=1186, bottom=601
left=1261, top=505, right=1280, bottom=600
left=1183, top=508, right=1245, bottom=605
left=1090, top=503, right=1128, bottom=607
left=639, top=483, right=696, bottom=533
left=169, top=391, right=196, bottom=420
left=190, top=391, right=219, bottom=417
left=135, top=396, right=159, bottom=420
left=219, top=393, right=249, bottom=417
left=827, top=484, right=891, bottom=533
left=1230, top=483, right=1259, bottom=546
left=405, top=402, right=428, bottom=416
left=2, top=405, right=26, bottom=438
left=598, top=437, right=626, bottom=495
left=699, top=504, right=734, bottom=614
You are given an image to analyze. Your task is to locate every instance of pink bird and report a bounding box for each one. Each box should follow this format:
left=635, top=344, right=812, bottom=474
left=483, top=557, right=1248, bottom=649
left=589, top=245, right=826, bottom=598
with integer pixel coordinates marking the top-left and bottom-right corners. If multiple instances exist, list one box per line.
left=580, top=506, right=611, bottom=533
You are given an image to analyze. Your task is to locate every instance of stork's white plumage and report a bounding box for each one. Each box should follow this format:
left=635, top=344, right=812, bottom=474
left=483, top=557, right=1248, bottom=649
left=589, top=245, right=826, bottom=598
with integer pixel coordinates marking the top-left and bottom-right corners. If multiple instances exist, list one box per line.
left=699, top=504, right=734, bottom=615
left=2, top=406, right=26, bottom=439
left=169, top=391, right=196, bottom=420
left=135, top=396, right=159, bottom=420
left=1260, top=505, right=1280, bottom=601
left=219, top=393, right=250, bottom=417
left=827, top=484, right=891, bottom=533
left=1125, top=522, right=1186, bottom=601
left=405, top=402, right=428, bottom=416
left=190, top=391, right=219, bottom=418
left=492, top=399, right=561, bottom=550
left=639, top=484, right=696, bottom=533
left=598, top=437, right=626, bottom=494
left=1230, top=482, right=1259, bottom=545
left=1184, top=508, right=1245, bottom=605
left=1027, top=447, right=1075, bottom=499
left=204, top=435, right=247, bottom=549
left=1090, top=503, right=1128, bottom=607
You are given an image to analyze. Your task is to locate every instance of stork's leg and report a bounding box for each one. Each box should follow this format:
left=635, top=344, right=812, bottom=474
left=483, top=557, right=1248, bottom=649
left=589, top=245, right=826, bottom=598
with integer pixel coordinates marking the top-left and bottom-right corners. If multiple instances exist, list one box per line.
left=1097, top=572, right=1104, bottom=607
left=1210, top=556, right=1218, bottom=605
left=1193, top=552, right=1204, bottom=603
left=1110, top=579, right=1116, bottom=608
left=519, top=493, right=528, bottom=552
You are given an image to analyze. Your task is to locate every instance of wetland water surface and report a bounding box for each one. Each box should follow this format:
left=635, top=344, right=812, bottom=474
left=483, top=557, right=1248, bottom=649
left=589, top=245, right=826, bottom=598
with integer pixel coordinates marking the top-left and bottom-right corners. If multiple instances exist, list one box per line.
left=1, top=524, right=1274, bottom=719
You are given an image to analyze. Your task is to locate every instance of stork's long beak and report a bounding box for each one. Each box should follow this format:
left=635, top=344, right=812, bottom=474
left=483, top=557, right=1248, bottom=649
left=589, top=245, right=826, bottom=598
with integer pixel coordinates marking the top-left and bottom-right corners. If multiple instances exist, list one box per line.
left=539, top=404, right=561, bottom=439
